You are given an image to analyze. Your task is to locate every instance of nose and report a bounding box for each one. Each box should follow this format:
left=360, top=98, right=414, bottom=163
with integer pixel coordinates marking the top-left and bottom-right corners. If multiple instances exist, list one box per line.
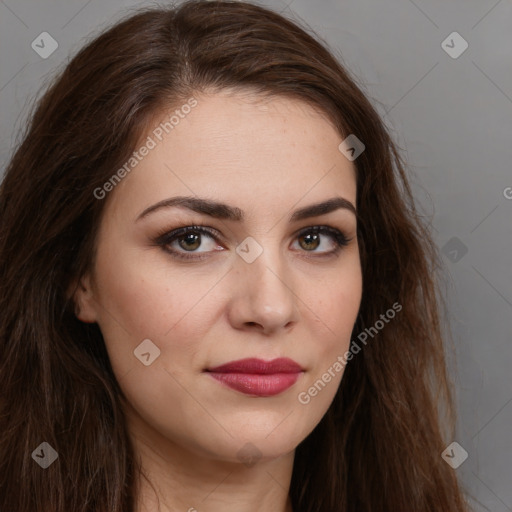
left=227, top=246, right=299, bottom=335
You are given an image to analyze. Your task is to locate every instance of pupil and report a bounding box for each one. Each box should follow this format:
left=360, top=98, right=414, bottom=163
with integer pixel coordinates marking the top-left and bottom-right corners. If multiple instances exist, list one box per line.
left=302, top=233, right=319, bottom=250
left=180, top=233, right=200, bottom=250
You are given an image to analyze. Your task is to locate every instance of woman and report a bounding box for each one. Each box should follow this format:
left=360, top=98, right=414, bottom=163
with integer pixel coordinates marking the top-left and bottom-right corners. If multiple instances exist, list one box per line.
left=0, top=1, right=468, bottom=511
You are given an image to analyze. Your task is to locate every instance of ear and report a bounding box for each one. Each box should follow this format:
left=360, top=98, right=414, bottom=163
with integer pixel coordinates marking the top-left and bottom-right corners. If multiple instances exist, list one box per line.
left=68, top=274, right=98, bottom=323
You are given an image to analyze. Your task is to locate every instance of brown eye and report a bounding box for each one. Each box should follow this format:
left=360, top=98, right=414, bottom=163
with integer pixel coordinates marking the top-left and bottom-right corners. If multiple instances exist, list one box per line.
left=155, top=224, right=351, bottom=262
left=155, top=225, right=224, bottom=261
left=292, top=226, right=350, bottom=256
left=298, top=232, right=321, bottom=251
left=178, top=232, right=202, bottom=251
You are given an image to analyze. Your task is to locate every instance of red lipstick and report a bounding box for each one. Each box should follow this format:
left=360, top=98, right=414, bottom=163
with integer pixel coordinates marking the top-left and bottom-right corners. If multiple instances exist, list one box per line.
left=205, top=358, right=303, bottom=397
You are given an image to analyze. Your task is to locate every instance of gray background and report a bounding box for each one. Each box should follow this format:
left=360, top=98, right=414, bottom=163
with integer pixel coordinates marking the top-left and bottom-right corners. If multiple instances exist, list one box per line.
left=1, top=0, right=511, bottom=509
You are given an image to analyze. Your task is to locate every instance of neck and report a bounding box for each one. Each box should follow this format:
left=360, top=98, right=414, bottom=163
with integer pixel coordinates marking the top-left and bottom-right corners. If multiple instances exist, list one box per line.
left=128, top=407, right=295, bottom=512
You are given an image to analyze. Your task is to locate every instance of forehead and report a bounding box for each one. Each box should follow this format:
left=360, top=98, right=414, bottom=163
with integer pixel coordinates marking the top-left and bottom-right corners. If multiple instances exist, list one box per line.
left=105, top=90, right=357, bottom=222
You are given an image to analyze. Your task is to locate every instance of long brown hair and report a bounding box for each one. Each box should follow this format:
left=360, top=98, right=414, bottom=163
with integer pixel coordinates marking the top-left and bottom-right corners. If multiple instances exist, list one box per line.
left=0, top=1, right=468, bottom=510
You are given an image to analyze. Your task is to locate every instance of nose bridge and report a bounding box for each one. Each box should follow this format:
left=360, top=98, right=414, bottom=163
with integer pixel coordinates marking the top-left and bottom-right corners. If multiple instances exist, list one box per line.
left=230, top=236, right=298, bottom=331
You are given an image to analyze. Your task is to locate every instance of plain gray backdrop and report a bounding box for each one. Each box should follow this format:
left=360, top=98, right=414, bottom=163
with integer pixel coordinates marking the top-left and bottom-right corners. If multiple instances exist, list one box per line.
left=1, top=0, right=511, bottom=510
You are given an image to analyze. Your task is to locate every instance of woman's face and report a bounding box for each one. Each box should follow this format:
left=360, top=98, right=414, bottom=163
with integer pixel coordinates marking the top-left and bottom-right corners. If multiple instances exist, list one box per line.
left=75, top=89, right=362, bottom=464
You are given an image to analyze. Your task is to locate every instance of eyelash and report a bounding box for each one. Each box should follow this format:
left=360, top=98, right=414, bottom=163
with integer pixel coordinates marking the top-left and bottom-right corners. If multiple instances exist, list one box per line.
left=153, top=224, right=352, bottom=261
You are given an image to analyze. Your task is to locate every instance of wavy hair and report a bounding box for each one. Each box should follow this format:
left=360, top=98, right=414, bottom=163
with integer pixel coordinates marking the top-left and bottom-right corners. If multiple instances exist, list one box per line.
left=0, top=1, right=467, bottom=510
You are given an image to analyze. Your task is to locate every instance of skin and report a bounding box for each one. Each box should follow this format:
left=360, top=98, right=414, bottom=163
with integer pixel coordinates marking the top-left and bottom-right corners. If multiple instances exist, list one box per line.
left=74, top=88, right=363, bottom=512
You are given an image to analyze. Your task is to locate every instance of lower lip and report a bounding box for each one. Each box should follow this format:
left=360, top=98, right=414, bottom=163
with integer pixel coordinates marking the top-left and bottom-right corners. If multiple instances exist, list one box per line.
left=207, top=372, right=302, bottom=397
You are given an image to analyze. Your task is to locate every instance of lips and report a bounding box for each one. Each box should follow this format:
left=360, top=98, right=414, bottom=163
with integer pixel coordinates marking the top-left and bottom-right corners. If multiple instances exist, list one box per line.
left=207, top=357, right=303, bottom=374
left=205, top=357, right=304, bottom=397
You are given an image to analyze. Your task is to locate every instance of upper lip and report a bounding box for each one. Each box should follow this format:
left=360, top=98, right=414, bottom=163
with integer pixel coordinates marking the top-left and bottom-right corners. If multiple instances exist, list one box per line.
left=206, top=357, right=303, bottom=374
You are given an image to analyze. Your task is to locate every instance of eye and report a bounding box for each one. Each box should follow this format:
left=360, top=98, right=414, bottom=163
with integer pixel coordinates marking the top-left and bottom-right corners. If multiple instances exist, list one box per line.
left=291, top=226, right=351, bottom=257
left=154, top=225, right=224, bottom=261
left=153, top=224, right=352, bottom=261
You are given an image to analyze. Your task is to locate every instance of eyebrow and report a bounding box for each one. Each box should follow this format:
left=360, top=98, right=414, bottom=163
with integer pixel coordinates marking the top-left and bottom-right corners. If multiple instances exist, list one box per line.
left=136, top=195, right=356, bottom=223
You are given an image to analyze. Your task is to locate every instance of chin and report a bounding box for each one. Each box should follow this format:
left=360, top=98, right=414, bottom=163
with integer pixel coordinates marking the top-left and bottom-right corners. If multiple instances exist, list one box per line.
left=206, top=428, right=305, bottom=465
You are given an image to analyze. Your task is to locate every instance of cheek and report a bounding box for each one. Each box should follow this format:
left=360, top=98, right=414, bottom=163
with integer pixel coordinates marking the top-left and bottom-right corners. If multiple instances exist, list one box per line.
left=296, top=278, right=361, bottom=414
left=92, top=246, right=224, bottom=376
left=94, top=246, right=216, bottom=336
left=319, top=263, right=362, bottom=328
left=309, top=265, right=362, bottom=367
